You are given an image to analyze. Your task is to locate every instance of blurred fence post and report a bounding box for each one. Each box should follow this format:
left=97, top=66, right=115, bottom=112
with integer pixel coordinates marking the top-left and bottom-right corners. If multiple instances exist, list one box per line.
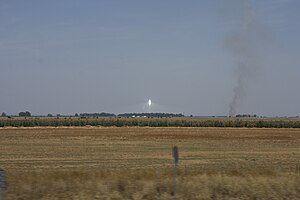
left=172, top=146, right=179, bottom=200
left=0, top=169, right=5, bottom=200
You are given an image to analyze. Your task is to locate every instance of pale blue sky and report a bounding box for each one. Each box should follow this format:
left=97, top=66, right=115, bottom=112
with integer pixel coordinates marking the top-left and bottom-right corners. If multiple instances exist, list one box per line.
left=0, top=0, right=299, bottom=116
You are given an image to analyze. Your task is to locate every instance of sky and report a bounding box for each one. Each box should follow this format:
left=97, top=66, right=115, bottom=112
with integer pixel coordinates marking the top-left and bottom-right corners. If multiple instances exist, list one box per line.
left=0, top=0, right=299, bottom=116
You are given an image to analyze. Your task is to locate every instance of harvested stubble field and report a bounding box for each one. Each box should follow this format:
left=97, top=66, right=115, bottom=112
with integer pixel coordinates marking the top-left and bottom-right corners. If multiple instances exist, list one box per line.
left=0, top=127, right=299, bottom=199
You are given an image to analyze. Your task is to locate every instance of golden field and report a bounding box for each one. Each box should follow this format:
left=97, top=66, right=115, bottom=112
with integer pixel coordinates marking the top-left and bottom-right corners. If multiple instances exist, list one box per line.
left=0, top=127, right=299, bottom=199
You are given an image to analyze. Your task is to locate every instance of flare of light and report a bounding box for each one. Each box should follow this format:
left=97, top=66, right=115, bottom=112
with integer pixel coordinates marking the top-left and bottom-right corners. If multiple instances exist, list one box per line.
left=148, top=99, right=152, bottom=107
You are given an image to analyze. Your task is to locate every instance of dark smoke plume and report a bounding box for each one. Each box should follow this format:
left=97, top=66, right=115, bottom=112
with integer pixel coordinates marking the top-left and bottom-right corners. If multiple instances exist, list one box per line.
left=224, top=0, right=265, bottom=117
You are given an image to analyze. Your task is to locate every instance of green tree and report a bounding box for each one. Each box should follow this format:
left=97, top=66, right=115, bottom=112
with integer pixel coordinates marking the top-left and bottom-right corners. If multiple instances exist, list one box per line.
left=19, top=111, right=31, bottom=117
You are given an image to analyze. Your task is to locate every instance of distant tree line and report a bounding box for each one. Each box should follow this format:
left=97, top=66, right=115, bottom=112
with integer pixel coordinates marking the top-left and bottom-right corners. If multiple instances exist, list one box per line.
left=1, top=117, right=300, bottom=128
left=80, top=112, right=116, bottom=117
left=18, top=111, right=31, bottom=117
left=0, top=112, right=184, bottom=118
left=78, top=112, right=184, bottom=118
left=235, top=114, right=257, bottom=118
left=118, top=113, right=184, bottom=118
left=1, top=111, right=33, bottom=117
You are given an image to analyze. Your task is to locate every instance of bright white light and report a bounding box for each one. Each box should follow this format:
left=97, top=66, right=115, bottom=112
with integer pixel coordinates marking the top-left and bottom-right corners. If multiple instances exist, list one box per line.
left=148, top=99, right=152, bottom=107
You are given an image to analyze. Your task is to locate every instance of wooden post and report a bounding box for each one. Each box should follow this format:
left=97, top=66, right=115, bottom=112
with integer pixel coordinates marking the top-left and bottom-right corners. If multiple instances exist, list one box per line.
left=172, top=146, right=179, bottom=200
left=0, top=169, right=5, bottom=200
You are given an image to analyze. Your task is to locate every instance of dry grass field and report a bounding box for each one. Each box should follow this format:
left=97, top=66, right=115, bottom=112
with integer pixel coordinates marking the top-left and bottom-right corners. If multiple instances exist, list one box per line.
left=0, top=127, right=299, bottom=199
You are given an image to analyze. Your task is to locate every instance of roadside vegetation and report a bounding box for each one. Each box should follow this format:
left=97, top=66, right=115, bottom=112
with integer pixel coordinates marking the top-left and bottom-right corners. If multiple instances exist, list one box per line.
left=7, top=168, right=300, bottom=200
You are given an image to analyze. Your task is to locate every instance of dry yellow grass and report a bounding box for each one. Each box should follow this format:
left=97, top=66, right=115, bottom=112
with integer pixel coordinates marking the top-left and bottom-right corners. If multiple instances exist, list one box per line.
left=0, top=127, right=299, bottom=199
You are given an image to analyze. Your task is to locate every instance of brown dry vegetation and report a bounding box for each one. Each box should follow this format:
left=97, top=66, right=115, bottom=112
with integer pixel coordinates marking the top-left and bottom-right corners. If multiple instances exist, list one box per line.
left=0, top=127, right=299, bottom=199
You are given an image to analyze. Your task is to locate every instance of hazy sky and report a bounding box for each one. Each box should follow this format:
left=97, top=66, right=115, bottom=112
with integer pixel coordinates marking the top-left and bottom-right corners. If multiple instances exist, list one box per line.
left=0, top=0, right=299, bottom=116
